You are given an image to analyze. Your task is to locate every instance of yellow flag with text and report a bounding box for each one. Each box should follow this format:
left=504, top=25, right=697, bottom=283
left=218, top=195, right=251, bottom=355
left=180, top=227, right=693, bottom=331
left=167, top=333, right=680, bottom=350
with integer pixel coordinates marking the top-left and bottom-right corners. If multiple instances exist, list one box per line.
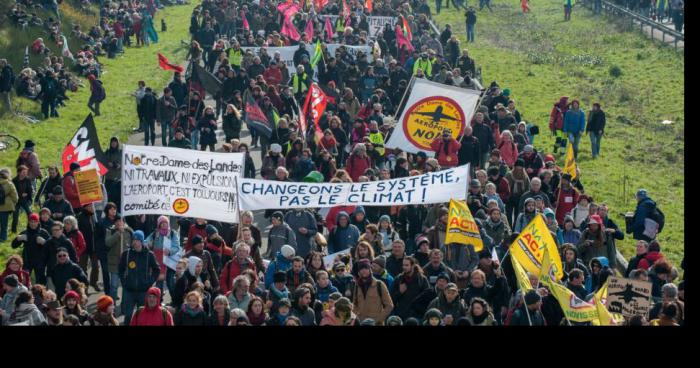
left=563, top=141, right=577, bottom=180
left=511, top=215, right=564, bottom=280
left=546, top=280, right=600, bottom=323
left=445, top=199, right=484, bottom=252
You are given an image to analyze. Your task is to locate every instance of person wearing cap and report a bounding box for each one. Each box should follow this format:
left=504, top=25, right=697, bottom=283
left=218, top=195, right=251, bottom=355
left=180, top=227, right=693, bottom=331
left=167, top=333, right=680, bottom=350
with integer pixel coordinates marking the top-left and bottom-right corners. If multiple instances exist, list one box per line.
left=118, top=230, right=161, bottom=325
left=577, top=214, right=616, bottom=269
left=352, top=258, right=394, bottom=325
left=517, top=144, right=544, bottom=180
left=11, top=212, right=49, bottom=284
left=466, top=179, right=488, bottom=218
left=264, top=245, right=296, bottom=289
left=44, top=299, right=65, bottom=326
left=330, top=262, right=355, bottom=299
left=430, top=128, right=461, bottom=169
left=627, top=189, right=661, bottom=242
left=104, top=214, right=133, bottom=301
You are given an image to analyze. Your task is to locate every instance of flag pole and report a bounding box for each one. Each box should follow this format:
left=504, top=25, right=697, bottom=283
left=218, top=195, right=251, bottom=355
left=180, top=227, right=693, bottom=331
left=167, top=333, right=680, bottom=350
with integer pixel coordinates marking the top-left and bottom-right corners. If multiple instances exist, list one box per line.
left=234, top=175, right=243, bottom=241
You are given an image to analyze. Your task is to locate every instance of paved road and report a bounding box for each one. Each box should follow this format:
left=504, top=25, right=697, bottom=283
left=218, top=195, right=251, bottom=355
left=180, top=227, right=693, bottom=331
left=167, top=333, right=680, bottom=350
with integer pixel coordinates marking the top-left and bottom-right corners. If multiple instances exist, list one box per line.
left=84, top=89, right=271, bottom=322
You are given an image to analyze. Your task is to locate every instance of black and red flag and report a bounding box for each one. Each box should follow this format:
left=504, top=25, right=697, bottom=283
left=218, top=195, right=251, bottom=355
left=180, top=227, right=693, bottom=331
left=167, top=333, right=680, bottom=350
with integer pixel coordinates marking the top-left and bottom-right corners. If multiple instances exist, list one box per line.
left=157, top=52, right=184, bottom=74
left=62, top=114, right=109, bottom=175
left=244, top=92, right=273, bottom=139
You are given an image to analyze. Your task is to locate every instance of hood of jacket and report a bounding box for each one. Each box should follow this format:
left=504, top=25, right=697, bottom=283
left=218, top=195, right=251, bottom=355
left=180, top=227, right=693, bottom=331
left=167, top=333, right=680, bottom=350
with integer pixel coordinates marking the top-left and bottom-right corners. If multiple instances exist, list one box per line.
left=275, top=251, right=293, bottom=268
left=590, top=256, right=609, bottom=270
left=144, top=287, right=162, bottom=310
left=335, top=211, right=350, bottom=228
left=352, top=206, right=366, bottom=217
left=188, top=256, right=202, bottom=276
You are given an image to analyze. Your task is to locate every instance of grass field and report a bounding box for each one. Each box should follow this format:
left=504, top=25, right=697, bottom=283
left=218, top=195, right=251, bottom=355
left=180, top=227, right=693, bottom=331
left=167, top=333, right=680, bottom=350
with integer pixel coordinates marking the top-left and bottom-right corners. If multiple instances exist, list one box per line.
left=433, top=0, right=684, bottom=266
left=0, top=1, right=199, bottom=262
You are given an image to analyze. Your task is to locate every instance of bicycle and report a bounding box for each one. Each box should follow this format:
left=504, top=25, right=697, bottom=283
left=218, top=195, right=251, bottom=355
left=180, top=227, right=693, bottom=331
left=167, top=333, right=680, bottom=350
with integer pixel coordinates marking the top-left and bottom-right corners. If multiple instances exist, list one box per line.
left=0, top=133, right=21, bottom=153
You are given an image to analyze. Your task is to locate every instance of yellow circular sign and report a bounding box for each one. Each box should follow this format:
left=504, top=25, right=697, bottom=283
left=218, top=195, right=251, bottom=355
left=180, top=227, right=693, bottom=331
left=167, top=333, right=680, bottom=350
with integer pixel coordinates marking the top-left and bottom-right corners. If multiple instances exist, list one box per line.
left=172, top=198, right=190, bottom=215
left=402, top=96, right=466, bottom=151
left=128, top=261, right=136, bottom=269
left=132, top=156, right=142, bottom=166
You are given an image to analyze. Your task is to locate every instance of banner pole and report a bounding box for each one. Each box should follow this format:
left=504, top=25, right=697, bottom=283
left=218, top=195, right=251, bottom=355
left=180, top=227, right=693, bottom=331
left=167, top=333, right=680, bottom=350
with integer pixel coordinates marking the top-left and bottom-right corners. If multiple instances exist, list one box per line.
left=233, top=175, right=243, bottom=242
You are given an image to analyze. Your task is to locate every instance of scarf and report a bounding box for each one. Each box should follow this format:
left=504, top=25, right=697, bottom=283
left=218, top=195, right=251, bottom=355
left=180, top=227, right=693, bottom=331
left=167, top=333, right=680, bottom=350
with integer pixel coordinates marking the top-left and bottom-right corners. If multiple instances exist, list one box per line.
left=182, top=303, right=203, bottom=318
left=270, top=285, right=289, bottom=300
left=247, top=310, right=267, bottom=326
left=471, top=312, right=488, bottom=325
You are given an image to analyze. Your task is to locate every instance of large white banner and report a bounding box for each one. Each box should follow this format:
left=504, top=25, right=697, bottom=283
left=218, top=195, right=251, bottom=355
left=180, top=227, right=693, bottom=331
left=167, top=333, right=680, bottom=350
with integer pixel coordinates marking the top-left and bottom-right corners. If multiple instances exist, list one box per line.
left=121, top=145, right=245, bottom=223
left=242, top=44, right=371, bottom=75
left=320, top=15, right=397, bottom=38
left=238, top=164, right=470, bottom=210
left=385, top=78, right=482, bottom=156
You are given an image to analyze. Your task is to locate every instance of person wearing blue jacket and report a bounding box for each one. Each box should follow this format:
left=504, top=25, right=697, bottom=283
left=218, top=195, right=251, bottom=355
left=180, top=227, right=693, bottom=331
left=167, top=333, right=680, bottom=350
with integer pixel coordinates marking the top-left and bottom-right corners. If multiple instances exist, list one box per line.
left=284, top=208, right=317, bottom=259
left=328, top=212, right=360, bottom=254
left=627, top=189, right=659, bottom=242
left=264, top=245, right=296, bottom=289
left=563, top=99, right=586, bottom=159
left=118, top=230, right=160, bottom=325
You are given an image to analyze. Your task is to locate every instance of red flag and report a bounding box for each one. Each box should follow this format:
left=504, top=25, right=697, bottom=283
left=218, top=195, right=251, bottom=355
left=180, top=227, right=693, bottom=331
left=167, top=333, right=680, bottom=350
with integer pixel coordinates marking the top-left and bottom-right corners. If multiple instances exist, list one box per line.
left=401, top=15, right=412, bottom=41
left=303, top=83, right=326, bottom=143
left=395, top=24, right=414, bottom=53
left=157, top=52, right=184, bottom=73
left=366, top=0, right=373, bottom=13
left=277, top=1, right=301, bottom=17
left=324, top=16, right=334, bottom=41
left=304, top=18, right=314, bottom=42
left=314, top=0, right=329, bottom=10
left=62, top=115, right=109, bottom=176
left=281, top=15, right=301, bottom=41
left=242, top=11, right=250, bottom=31
left=342, top=0, right=351, bottom=17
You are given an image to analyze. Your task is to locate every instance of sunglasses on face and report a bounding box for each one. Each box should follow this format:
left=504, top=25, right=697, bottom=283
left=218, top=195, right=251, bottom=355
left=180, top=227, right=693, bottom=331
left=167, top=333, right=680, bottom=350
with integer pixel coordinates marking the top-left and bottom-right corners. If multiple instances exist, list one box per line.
left=58, top=254, right=68, bottom=258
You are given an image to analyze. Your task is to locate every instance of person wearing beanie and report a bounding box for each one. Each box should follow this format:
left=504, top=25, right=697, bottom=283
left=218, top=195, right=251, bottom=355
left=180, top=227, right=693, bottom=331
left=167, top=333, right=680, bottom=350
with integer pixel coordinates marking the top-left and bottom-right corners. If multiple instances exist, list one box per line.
left=577, top=214, right=616, bottom=270
left=328, top=211, right=361, bottom=255
left=345, top=141, right=372, bottom=182
left=86, top=295, right=119, bottom=326
left=0, top=274, right=29, bottom=321
left=119, top=229, right=161, bottom=326
left=266, top=211, right=297, bottom=260
left=352, top=257, right=394, bottom=326
left=628, top=188, right=661, bottom=242
left=41, top=185, right=74, bottom=223
left=268, top=271, right=291, bottom=306
left=264, top=244, right=296, bottom=289
left=185, top=218, right=209, bottom=252
left=130, top=287, right=175, bottom=326
left=63, top=289, right=89, bottom=325
left=145, top=215, right=182, bottom=298
left=517, top=144, right=544, bottom=180
left=183, top=233, right=220, bottom=294
left=203, top=223, right=232, bottom=275
left=61, top=162, right=82, bottom=213
left=11, top=212, right=50, bottom=285
left=508, top=289, right=545, bottom=326
left=284, top=207, right=318, bottom=259
left=370, top=255, right=394, bottom=290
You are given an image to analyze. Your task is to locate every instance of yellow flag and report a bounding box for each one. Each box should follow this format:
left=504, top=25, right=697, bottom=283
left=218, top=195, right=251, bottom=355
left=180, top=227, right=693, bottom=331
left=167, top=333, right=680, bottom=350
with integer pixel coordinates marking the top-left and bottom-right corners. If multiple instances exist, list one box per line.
left=511, top=256, right=533, bottom=293
left=445, top=199, right=484, bottom=252
left=538, top=246, right=562, bottom=286
left=545, top=280, right=600, bottom=323
left=563, top=141, right=577, bottom=180
left=511, top=215, right=564, bottom=280
left=590, top=279, right=625, bottom=326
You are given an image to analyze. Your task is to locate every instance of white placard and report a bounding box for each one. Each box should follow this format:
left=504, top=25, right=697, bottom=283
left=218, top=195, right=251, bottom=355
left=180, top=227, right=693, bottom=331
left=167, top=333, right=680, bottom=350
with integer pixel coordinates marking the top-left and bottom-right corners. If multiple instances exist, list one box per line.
left=121, top=145, right=245, bottom=223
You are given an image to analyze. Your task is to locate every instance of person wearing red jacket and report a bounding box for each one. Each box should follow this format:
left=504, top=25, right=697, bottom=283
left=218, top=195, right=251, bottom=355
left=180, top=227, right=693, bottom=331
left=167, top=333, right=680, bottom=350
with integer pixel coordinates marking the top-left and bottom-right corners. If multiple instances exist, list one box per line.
left=345, top=144, right=372, bottom=182
left=430, top=129, right=461, bottom=168
left=62, top=162, right=81, bottom=212
left=263, top=61, right=283, bottom=87
left=0, top=255, right=31, bottom=297
left=549, top=96, right=569, bottom=153
left=63, top=216, right=86, bottom=260
left=554, top=173, right=580, bottom=225
left=129, top=287, right=174, bottom=326
left=219, top=243, right=257, bottom=295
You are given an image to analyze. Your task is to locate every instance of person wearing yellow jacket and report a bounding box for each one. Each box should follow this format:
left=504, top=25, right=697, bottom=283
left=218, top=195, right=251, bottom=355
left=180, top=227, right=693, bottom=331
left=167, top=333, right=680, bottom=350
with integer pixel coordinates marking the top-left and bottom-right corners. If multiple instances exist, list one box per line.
left=289, top=65, right=310, bottom=101
left=413, top=52, right=432, bottom=78
left=564, top=0, right=576, bottom=21
left=227, top=42, right=243, bottom=71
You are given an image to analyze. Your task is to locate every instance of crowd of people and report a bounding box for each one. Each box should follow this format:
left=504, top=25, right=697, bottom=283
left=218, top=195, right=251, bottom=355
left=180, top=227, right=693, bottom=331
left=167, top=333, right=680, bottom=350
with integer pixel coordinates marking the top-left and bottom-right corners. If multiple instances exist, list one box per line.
left=0, top=0, right=684, bottom=326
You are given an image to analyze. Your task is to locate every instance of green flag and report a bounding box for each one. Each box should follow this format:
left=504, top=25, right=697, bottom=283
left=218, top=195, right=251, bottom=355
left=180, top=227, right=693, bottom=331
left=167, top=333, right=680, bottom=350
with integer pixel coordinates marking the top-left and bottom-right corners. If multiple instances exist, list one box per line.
left=310, top=40, right=323, bottom=68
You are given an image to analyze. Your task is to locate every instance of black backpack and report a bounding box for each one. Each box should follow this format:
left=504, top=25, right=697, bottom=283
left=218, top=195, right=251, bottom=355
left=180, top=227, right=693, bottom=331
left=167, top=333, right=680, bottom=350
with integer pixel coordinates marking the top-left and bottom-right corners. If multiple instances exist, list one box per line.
left=0, top=183, right=6, bottom=206
left=650, top=206, right=665, bottom=234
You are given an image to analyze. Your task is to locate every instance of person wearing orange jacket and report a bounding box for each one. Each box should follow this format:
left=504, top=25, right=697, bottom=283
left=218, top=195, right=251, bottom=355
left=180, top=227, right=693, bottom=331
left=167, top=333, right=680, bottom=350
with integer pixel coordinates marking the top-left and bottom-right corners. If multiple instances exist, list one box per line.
left=430, top=129, right=461, bottom=168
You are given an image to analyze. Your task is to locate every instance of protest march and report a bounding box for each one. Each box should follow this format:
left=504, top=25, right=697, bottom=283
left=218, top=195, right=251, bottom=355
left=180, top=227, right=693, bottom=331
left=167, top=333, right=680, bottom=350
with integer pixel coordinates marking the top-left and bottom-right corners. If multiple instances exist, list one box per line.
left=0, top=0, right=683, bottom=328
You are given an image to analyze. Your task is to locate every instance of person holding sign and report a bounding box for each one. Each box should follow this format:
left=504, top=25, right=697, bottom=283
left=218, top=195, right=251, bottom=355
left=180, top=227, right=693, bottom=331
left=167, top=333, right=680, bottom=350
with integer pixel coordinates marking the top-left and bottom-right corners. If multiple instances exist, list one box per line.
left=144, top=216, right=181, bottom=298
left=430, top=128, right=461, bottom=169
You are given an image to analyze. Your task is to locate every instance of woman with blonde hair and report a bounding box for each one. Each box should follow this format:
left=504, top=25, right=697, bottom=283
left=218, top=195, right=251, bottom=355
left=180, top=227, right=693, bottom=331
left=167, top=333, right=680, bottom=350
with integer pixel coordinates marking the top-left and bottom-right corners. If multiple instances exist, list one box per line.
left=174, top=290, right=207, bottom=325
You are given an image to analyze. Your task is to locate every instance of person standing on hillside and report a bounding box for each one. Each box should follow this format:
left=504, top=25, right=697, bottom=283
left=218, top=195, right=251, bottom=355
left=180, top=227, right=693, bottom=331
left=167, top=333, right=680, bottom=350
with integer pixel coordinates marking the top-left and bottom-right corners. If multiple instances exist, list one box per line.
left=465, top=7, right=477, bottom=43
left=0, top=59, right=14, bottom=113
left=586, top=103, right=606, bottom=159
left=563, top=100, right=585, bottom=159
left=87, top=74, right=105, bottom=117
left=564, top=0, right=575, bottom=21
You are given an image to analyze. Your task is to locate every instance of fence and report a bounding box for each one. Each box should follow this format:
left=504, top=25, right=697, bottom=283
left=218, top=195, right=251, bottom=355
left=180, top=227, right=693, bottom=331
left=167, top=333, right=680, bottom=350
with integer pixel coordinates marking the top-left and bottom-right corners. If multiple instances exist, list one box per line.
left=580, top=0, right=684, bottom=50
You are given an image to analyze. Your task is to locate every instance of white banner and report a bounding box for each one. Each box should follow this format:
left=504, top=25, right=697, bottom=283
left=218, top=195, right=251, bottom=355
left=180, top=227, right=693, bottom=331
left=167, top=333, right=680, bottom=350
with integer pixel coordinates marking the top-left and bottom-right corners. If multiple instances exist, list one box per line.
left=386, top=78, right=482, bottom=156
left=320, top=15, right=397, bottom=38
left=242, top=44, right=371, bottom=75
left=121, top=145, right=245, bottom=223
left=238, top=164, right=470, bottom=210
